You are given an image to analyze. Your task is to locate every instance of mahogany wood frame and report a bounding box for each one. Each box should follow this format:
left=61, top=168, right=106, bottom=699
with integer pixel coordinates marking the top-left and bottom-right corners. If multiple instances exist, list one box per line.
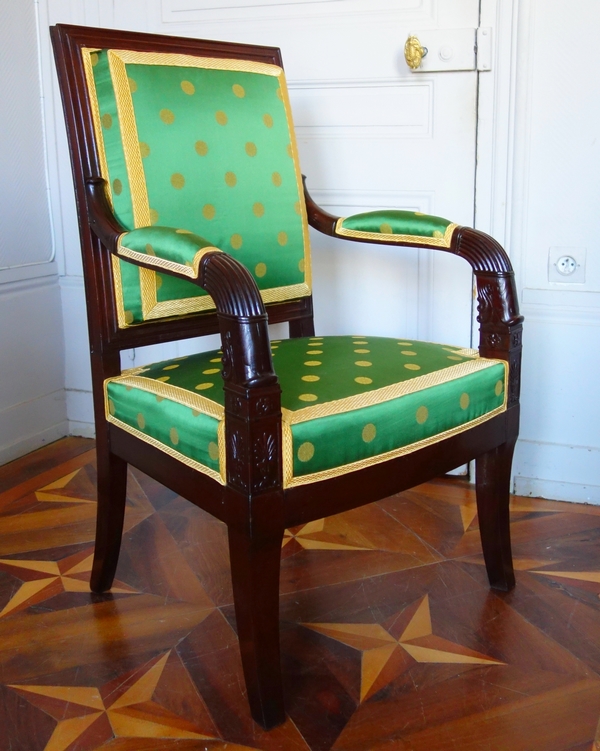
left=51, top=24, right=523, bottom=730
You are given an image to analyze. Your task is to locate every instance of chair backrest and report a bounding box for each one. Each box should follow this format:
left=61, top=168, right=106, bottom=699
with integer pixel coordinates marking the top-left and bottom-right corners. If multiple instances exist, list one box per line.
left=53, top=26, right=312, bottom=334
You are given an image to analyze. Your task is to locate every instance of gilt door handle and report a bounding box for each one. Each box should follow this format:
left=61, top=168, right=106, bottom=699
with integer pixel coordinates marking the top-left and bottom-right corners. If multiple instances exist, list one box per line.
left=404, top=35, right=428, bottom=70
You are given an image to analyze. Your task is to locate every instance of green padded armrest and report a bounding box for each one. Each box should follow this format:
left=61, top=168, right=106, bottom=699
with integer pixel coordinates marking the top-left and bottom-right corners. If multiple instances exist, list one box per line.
left=117, top=226, right=221, bottom=279
left=335, top=210, right=457, bottom=248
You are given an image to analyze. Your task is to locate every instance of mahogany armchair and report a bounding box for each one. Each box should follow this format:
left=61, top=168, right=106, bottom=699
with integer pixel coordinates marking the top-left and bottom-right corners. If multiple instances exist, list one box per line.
left=51, top=24, right=523, bottom=730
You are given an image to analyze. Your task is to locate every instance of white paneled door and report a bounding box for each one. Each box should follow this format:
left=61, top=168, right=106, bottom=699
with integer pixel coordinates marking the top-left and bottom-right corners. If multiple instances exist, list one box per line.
left=156, top=0, right=482, bottom=347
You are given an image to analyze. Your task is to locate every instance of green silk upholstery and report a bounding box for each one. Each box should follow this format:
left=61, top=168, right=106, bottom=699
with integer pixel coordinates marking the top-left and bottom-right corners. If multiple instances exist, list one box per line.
left=105, top=336, right=507, bottom=488
left=336, top=210, right=457, bottom=248
left=117, top=227, right=220, bottom=278
left=84, top=48, right=310, bottom=326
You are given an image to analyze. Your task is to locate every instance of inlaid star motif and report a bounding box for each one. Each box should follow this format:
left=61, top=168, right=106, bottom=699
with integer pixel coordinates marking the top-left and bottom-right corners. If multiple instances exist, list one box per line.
left=9, top=651, right=256, bottom=751
left=0, top=548, right=136, bottom=617
left=283, top=518, right=371, bottom=551
left=304, top=594, right=503, bottom=701
left=34, top=469, right=96, bottom=504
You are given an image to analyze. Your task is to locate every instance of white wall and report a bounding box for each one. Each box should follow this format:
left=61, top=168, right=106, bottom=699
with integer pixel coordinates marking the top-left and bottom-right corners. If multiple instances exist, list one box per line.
left=0, top=2, right=66, bottom=465
left=508, top=0, right=600, bottom=503
left=37, top=0, right=600, bottom=504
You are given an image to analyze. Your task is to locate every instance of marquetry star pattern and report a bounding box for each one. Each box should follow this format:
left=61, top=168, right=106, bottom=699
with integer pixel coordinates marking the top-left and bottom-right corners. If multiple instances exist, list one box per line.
left=304, top=594, right=504, bottom=702
left=283, top=518, right=371, bottom=552
left=9, top=651, right=258, bottom=751
left=34, top=469, right=97, bottom=504
left=0, top=548, right=137, bottom=617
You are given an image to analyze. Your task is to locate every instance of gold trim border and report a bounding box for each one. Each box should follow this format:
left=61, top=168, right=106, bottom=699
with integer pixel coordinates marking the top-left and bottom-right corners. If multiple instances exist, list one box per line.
left=106, top=48, right=312, bottom=326
left=335, top=217, right=458, bottom=249
left=284, top=402, right=507, bottom=489
left=285, top=358, right=504, bottom=425
left=107, top=414, right=225, bottom=485
left=116, top=238, right=222, bottom=279
left=107, top=374, right=225, bottom=420
left=113, top=49, right=283, bottom=77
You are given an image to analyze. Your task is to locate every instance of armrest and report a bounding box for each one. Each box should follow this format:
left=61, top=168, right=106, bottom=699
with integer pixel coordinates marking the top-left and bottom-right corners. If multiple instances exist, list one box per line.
left=85, top=177, right=276, bottom=390
left=303, top=177, right=523, bottom=406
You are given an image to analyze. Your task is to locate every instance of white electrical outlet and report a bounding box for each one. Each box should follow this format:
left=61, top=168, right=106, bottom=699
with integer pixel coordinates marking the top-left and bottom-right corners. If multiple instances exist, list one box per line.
left=548, top=247, right=586, bottom=283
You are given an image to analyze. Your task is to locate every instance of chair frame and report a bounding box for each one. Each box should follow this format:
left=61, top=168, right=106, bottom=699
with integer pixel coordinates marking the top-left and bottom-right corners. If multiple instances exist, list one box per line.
left=51, top=23, right=523, bottom=730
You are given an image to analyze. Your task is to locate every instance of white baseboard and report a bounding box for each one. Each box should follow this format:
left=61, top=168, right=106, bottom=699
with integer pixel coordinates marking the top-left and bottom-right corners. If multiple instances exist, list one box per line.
left=514, top=438, right=600, bottom=504
left=0, top=389, right=68, bottom=466
left=68, top=420, right=96, bottom=439
left=514, top=476, right=600, bottom=506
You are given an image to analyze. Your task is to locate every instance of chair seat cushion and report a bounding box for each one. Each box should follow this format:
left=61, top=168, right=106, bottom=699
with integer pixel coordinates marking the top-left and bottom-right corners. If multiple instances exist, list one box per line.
left=105, top=336, right=507, bottom=487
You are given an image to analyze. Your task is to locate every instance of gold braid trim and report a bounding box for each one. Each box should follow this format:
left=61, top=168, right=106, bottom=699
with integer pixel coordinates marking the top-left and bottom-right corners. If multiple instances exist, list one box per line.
left=82, top=48, right=111, bottom=201
left=107, top=51, right=150, bottom=228
left=111, top=49, right=283, bottom=77
left=285, top=358, right=505, bottom=425
left=285, top=404, right=507, bottom=489
left=335, top=218, right=458, bottom=249
left=107, top=414, right=225, bottom=485
left=106, top=374, right=225, bottom=420
left=282, top=421, right=295, bottom=488
left=116, top=239, right=222, bottom=279
left=277, top=68, right=312, bottom=293
left=218, top=419, right=226, bottom=484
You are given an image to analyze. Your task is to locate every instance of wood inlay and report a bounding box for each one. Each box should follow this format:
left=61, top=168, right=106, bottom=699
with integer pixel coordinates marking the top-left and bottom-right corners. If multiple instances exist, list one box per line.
left=1, top=438, right=599, bottom=749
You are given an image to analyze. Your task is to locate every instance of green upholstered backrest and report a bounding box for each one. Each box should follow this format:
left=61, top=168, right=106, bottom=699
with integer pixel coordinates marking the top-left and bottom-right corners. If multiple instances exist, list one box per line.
left=83, top=48, right=311, bottom=326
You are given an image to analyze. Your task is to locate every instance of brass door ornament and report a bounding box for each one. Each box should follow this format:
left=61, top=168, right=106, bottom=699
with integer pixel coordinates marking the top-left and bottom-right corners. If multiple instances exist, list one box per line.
left=404, top=35, right=428, bottom=70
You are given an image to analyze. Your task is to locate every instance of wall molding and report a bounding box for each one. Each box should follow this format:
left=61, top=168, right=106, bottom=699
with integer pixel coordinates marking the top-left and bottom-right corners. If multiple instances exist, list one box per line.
left=162, top=0, right=434, bottom=25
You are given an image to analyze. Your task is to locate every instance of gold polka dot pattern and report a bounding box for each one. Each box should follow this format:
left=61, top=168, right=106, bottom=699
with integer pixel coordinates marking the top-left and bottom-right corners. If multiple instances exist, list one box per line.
left=195, top=140, right=208, bottom=156
left=171, top=173, right=185, bottom=189
left=416, top=406, right=429, bottom=424
left=181, top=80, right=195, bottom=95
left=362, top=424, right=377, bottom=443
left=298, top=442, right=314, bottom=462
left=160, top=108, right=175, bottom=124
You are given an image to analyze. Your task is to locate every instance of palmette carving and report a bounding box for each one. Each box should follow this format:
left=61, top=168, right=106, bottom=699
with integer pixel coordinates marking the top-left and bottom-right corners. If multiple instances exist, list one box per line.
left=229, top=428, right=249, bottom=492
left=252, top=432, right=279, bottom=492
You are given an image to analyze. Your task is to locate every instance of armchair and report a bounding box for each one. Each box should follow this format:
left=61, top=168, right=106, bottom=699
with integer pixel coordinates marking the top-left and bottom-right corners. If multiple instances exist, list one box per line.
left=51, top=24, right=522, bottom=730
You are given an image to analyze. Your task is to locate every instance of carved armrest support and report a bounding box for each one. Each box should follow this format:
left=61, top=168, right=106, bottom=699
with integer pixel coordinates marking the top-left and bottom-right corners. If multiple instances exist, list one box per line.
left=85, top=177, right=278, bottom=391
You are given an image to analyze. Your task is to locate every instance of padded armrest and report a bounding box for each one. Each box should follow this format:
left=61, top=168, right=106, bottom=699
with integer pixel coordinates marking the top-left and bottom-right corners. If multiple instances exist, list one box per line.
left=335, top=210, right=457, bottom=249
left=117, top=226, right=222, bottom=279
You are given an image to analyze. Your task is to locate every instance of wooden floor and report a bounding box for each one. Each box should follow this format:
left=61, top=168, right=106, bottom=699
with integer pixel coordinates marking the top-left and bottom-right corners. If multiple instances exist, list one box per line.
left=0, top=438, right=599, bottom=751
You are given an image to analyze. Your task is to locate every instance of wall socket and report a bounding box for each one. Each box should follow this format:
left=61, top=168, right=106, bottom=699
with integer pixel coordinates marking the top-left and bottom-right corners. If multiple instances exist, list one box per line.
left=548, top=247, right=586, bottom=283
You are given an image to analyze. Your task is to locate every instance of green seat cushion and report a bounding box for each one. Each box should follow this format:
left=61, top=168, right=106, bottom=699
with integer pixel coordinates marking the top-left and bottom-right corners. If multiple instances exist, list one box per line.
left=105, top=336, right=507, bottom=487
left=336, top=210, right=457, bottom=248
left=83, top=47, right=311, bottom=326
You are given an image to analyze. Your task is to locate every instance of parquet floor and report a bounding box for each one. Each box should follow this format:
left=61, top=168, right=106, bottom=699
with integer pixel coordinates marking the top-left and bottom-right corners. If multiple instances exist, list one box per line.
left=0, top=438, right=599, bottom=751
